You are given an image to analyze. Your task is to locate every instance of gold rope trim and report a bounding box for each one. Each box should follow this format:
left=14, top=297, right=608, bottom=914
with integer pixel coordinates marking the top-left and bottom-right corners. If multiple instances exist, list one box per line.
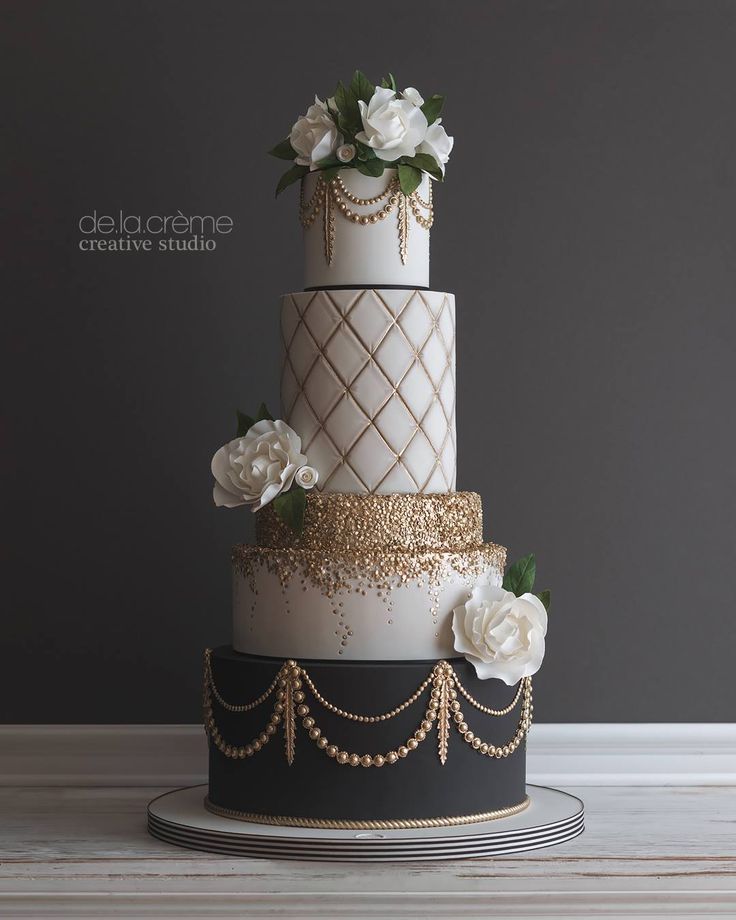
left=203, top=651, right=533, bottom=767
left=203, top=795, right=529, bottom=830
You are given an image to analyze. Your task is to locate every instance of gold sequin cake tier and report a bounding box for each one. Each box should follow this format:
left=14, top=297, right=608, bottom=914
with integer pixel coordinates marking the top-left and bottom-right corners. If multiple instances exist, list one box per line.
left=256, top=491, right=483, bottom=553
left=232, top=541, right=506, bottom=661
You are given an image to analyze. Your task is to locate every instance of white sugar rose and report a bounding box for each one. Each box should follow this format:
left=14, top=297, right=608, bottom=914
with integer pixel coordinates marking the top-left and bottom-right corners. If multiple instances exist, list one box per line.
left=211, top=420, right=308, bottom=511
left=418, top=118, right=454, bottom=175
left=356, top=87, right=428, bottom=161
left=290, top=97, right=343, bottom=170
left=452, top=585, right=547, bottom=685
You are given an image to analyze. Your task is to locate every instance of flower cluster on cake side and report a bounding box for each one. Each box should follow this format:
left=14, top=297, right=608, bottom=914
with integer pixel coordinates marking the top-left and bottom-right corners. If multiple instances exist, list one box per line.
left=211, top=405, right=317, bottom=532
left=269, top=70, right=453, bottom=196
left=452, top=554, right=550, bottom=685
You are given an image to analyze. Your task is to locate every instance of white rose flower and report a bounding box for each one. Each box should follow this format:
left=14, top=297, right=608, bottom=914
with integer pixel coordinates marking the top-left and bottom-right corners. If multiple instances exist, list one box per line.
left=336, top=143, right=356, bottom=163
left=294, top=465, right=319, bottom=489
left=401, top=86, right=424, bottom=107
left=417, top=118, right=454, bottom=175
left=355, top=86, right=428, bottom=161
left=290, top=96, right=343, bottom=170
left=451, top=584, right=547, bottom=685
left=211, top=420, right=308, bottom=512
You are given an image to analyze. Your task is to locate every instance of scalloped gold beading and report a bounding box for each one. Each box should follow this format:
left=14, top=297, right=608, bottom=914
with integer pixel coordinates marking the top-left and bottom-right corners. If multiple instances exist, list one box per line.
left=299, top=174, right=433, bottom=266
left=256, top=492, right=483, bottom=553
left=202, top=650, right=533, bottom=769
left=232, top=542, right=506, bottom=603
left=203, top=796, right=530, bottom=830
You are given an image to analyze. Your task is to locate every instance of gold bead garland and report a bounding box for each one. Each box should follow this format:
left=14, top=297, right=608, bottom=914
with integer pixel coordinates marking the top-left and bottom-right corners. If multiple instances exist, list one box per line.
left=299, top=174, right=434, bottom=266
left=203, top=650, right=533, bottom=769
left=455, top=674, right=526, bottom=717
left=300, top=667, right=433, bottom=722
left=203, top=653, right=280, bottom=712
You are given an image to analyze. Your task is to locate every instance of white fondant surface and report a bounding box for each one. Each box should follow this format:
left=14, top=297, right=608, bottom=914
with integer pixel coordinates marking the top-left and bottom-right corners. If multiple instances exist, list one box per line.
left=232, top=558, right=502, bottom=661
left=281, top=289, right=456, bottom=494
left=303, top=169, right=430, bottom=289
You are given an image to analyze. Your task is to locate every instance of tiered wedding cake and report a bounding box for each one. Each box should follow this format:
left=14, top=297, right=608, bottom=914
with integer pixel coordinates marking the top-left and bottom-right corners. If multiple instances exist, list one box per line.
left=205, top=73, right=549, bottom=829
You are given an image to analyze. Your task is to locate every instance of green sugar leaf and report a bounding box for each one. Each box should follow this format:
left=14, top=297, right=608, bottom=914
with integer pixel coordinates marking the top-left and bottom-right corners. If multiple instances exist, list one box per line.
left=355, top=140, right=376, bottom=160
left=273, top=487, right=307, bottom=534
left=536, top=589, right=551, bottom=612
left=235, top=410, right=255, bottom=437
left=502, top=553, right=537, bottom=596
left=268, top=138, right=297, bottom=160
left=397, top=164, right=422, bottom=196
left=420, top=94, right=444, bottom=125
left=356, top=158, right=385, bottom=177
left=334, top=80, right=361, bottom=134
left=275, top=164, right=308, bottom=196
left=350, top=70, right=375, bottom=104
left=401, top=153, right=442, bottom=181
left=255, top=403, right=274, bottom=422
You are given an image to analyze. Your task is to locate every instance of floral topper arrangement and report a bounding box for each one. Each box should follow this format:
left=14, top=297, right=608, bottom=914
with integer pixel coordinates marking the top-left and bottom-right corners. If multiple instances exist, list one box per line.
left=452, top=554, right=551, bottom=685
left=211, top=403, right=318, bottom=534
left=269, top=70, right=453, bottom=197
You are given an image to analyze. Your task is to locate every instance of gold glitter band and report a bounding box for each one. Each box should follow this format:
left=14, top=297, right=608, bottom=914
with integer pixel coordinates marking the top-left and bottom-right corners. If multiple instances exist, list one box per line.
left=232, top=541, right=506, bottom=600
left=256, top=492, right=483, bottom=553
left=203, top=796, right=529, bottom=830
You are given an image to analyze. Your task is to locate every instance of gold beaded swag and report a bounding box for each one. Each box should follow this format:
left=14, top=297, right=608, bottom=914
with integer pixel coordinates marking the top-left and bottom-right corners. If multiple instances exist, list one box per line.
left=203, top=649, right=533, bottom=769
left=299, top=173, right=434, bottom=267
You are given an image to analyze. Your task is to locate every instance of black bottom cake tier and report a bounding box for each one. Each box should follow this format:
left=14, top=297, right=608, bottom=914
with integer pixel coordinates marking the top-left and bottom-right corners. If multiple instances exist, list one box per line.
left=204, top=646, right=530, bottom=828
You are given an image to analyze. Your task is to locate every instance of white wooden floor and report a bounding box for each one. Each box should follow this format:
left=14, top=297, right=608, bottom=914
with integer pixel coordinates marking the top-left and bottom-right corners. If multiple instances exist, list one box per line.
left=1, top=785, right=735, bottom=918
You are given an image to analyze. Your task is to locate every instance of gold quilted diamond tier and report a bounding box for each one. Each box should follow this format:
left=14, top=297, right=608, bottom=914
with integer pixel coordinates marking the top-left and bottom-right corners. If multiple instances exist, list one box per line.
left=281, top=289, right=456, bottom=494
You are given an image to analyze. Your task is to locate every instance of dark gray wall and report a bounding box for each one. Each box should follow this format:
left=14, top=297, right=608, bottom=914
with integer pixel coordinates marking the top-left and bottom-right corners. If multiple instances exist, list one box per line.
left=3, top=0, right=735, bottom=723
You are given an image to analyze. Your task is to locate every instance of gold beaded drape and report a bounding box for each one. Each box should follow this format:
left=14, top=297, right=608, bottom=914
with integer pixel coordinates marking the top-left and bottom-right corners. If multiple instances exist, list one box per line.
left=202, top=649, right=533, bottom=769
left=299, top=174, right=434, bottom=266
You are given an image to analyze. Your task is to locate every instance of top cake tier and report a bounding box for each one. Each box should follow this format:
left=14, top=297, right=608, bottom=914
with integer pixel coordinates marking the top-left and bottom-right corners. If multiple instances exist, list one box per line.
left=301, top=169, right=431, bottom=290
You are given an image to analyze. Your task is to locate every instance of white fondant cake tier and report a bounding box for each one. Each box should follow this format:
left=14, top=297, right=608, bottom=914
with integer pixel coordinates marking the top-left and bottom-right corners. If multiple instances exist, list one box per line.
left=302, top=169, right=430, bottom=289
left=281, top=289, right=456, bottom=494
left=231, top=543, right=505, bottom=660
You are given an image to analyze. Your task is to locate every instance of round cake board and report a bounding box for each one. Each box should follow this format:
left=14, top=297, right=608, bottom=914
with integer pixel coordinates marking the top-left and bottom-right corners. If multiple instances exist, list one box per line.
left=147, top=785, right=584, bottom=862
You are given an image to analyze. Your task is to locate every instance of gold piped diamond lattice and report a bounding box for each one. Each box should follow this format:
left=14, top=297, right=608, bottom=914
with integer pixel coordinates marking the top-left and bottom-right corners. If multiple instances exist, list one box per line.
left=281, top=289, right=456, bottom=494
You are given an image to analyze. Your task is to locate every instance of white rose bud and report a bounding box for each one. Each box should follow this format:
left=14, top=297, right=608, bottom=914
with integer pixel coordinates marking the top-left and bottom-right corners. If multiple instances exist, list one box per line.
left=336, top=144, right=356, bottom=163
left=451, top=584, right=548, bottom=685
left=402, top=86, right=424, bottom=107
left=211, top=419, right=309, bottom=511
left=294, top=465, right=319, bottom=489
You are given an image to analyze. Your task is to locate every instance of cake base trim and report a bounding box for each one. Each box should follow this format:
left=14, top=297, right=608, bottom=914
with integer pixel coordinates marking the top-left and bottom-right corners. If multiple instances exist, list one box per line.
left=303, top=284, right=430, bottom=291
left=203, top=795, right=530, bottom=830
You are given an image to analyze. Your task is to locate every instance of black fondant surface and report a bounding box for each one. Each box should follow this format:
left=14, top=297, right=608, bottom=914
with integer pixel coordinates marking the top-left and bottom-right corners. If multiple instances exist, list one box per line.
left=207, top=647, right=526, bottom=822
